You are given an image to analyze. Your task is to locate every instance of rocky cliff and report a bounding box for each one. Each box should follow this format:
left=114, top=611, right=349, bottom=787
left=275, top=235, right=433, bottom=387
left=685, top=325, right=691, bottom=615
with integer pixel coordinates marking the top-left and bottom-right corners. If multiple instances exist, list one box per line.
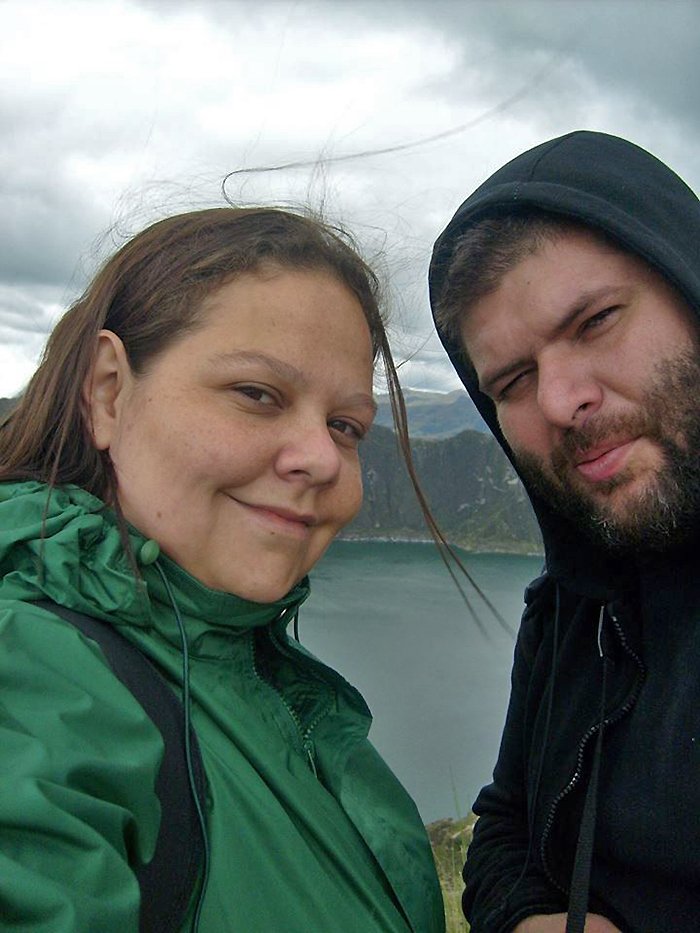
left=346, top=424, right=541, bottom=553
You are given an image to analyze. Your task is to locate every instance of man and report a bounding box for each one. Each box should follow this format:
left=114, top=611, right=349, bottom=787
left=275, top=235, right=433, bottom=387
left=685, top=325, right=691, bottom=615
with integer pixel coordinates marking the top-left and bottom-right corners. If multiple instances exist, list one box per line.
left=428, top=131, right=700, bottom=933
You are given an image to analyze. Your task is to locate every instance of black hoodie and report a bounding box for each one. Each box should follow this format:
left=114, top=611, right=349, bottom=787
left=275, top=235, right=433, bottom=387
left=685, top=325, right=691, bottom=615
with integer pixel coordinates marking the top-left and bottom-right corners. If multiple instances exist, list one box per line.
left=429, top=132, right=700, bottom=932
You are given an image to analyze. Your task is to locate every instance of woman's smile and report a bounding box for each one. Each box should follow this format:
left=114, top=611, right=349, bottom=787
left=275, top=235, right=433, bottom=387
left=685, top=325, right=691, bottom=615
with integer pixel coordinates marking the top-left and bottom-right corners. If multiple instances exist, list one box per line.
left=230, top=497, right=317, bottom=539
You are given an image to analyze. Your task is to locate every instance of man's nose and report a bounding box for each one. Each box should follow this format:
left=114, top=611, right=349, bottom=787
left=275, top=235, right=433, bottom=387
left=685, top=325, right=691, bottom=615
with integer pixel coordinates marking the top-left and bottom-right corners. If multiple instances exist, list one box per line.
left=536, top=352, right=603, bottom=429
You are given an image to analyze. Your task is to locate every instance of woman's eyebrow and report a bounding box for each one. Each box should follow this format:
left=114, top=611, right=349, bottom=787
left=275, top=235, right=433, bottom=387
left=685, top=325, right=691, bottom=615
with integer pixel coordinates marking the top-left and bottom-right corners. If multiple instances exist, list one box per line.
left=208, top=349, right=306, bottom=385
left=345, top=393, right=378, bottom=415
left=208, top=349, right=377, bottom=414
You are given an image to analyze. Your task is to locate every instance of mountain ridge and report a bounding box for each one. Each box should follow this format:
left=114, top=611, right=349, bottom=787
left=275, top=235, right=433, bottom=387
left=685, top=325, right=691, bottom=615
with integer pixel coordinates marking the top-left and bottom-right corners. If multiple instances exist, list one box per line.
left=346, top=423, right=541, bottom=553
left=374, top=387, right=488, bottom=438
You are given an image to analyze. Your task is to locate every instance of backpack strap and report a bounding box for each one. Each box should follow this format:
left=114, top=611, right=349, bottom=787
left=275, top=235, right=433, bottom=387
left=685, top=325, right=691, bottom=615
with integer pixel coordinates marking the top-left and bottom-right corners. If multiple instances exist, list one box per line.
left=33, top=599, right=206, bottom=933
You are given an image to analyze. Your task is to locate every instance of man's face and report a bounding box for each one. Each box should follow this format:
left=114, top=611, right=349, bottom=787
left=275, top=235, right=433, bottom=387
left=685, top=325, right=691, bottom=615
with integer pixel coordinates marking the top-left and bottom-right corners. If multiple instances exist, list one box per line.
left=460, top=228, right=700, bottom=551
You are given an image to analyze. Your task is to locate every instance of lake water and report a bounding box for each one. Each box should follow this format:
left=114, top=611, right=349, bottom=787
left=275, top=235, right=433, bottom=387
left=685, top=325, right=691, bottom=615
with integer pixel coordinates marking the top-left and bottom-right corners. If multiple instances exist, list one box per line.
left=301, top=541, right=543, bottom=824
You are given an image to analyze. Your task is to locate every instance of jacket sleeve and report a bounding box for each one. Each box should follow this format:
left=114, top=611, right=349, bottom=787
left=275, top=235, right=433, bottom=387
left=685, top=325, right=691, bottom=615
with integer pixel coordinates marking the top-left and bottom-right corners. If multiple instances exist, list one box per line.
left=463, top=577, right=566, bottom=933
left=0, top=604, right=164, bottom=932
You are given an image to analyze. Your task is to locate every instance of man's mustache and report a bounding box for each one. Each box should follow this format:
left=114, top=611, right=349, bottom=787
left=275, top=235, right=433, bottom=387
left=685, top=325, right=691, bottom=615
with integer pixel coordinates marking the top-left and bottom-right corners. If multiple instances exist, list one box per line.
left=553, top=409, right=657, bottom=466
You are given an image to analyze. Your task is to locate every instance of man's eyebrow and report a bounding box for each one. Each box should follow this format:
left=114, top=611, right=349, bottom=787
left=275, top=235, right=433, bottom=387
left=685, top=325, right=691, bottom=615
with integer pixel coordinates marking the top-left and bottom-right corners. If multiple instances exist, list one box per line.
left=209, top=349, right=377, bottom=414
left=550, top=285, right=621, bottom=338
left=479, top=286, right=623, bottom=396
left=479, top=357, right=532, bottom=397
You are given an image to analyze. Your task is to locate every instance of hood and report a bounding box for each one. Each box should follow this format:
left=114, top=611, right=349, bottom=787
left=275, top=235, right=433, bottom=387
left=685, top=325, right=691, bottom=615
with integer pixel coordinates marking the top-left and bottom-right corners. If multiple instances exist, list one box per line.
left=429, top=130, right=700, bottom=597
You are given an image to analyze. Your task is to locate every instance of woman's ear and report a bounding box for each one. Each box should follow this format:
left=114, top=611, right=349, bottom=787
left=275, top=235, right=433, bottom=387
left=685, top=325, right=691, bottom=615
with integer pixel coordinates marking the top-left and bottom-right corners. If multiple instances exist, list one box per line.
left=83, top=330, right=134, bottom=451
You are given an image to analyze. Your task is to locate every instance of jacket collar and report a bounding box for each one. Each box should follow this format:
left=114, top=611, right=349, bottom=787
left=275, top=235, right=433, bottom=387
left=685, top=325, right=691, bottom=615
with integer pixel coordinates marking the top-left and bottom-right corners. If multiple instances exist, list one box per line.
left=0, top=480, right=309, bottom=656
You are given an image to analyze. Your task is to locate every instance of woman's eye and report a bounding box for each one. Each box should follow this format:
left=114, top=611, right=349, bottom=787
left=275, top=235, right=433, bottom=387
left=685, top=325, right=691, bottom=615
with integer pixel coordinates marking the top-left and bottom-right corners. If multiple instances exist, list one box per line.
left=328, top=419, right=365, bottom=444
left=233, top=385, right=276, bottom=405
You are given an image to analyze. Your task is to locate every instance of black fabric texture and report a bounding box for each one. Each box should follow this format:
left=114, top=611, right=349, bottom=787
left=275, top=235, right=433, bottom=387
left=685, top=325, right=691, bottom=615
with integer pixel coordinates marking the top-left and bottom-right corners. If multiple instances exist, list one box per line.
left=34, top=599, right=206, bottom=933
left=428, top=131, right=700, bottom=932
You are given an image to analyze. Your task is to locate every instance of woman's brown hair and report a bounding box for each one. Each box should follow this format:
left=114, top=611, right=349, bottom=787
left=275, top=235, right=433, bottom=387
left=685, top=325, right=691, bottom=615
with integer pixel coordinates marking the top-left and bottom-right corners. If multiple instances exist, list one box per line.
left=0, top=207, right=398, bottom=494
left=0, top=205, right=502, bottom=628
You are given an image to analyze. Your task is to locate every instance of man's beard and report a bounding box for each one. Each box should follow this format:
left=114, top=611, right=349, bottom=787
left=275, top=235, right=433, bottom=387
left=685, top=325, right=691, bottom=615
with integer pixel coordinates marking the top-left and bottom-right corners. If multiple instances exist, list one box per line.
left=513, top=352, right=700, bottom=553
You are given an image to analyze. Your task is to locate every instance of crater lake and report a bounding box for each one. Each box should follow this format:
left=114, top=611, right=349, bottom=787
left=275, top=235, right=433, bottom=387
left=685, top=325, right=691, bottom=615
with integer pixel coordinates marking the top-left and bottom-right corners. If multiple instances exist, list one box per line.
left=302, top=540, right=543, bottom=824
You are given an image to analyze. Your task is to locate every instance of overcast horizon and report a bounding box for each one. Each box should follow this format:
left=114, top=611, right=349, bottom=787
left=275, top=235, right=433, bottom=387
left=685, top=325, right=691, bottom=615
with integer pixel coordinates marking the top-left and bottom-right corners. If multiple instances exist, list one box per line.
left=3, top=0, right=699, bottom=398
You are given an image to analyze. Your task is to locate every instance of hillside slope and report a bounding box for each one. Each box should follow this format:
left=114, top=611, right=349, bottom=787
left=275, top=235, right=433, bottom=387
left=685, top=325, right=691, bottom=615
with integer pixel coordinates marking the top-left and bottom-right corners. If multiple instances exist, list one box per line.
left=346, top=424, right=541, bottom=553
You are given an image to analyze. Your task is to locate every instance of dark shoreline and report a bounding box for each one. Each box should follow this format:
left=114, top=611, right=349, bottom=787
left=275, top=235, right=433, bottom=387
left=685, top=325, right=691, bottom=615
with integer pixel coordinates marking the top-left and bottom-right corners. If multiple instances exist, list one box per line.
left=337, top=534, right=544, bottom=558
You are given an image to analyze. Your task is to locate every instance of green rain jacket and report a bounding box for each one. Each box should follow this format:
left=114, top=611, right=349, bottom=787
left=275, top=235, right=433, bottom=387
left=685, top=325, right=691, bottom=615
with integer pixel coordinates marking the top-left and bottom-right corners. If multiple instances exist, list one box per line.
left=0, top=481, right=444, bottom=932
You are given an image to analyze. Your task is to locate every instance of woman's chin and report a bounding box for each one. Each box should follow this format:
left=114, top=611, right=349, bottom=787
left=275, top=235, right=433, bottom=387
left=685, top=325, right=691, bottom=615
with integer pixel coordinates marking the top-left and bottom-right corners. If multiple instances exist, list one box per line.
left=202, top=571, right=304, bottom=605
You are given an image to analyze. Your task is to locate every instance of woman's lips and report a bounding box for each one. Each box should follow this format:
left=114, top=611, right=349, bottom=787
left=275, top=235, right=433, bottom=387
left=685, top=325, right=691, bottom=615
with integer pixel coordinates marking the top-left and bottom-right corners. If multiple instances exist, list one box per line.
left=574, top=438, right=638, bottom=483
left=233, top=499, right=315, bottom=537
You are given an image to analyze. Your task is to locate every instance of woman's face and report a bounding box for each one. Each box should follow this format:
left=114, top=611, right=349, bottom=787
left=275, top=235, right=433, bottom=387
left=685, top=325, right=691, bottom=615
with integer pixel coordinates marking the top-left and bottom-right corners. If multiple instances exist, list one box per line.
left=89, top=268, right=376, bottom=602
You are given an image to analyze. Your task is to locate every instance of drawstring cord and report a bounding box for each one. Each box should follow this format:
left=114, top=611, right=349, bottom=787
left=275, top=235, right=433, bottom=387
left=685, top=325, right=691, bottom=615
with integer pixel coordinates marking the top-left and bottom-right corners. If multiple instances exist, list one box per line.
left=155, top=561, right=211, bottom=932
left=565, top=605, right=609, bottom=933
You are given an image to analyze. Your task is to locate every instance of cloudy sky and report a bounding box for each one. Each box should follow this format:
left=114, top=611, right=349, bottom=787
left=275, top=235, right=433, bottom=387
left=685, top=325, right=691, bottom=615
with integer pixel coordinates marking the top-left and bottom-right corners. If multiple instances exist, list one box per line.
left=2, top=0, right=699, bottom=397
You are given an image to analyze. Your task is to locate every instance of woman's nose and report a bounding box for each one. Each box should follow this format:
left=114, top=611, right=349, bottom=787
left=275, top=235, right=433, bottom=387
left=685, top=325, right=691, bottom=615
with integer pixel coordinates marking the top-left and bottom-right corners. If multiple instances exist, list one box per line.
left=275, top=420, right=343, bottom=485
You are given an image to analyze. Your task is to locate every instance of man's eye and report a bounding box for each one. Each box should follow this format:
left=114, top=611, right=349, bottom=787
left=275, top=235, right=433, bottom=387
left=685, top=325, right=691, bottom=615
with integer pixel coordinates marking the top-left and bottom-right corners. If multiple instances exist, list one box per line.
left=497, top=370, right=530, bottom=402
left=581, top=306, right=619, bottom=333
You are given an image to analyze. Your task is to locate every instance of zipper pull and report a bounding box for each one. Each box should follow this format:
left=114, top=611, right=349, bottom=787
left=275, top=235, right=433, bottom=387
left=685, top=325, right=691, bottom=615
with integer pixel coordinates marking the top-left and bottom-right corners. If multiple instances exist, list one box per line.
left=596, top=605, right=605, bottom=658
left=304, top=739, right=318, bottom=777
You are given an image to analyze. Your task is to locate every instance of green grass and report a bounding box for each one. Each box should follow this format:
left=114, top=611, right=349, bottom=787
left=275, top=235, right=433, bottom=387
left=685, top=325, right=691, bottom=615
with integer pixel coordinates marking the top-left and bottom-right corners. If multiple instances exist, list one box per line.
left=426, top=814, right=476, bottom=932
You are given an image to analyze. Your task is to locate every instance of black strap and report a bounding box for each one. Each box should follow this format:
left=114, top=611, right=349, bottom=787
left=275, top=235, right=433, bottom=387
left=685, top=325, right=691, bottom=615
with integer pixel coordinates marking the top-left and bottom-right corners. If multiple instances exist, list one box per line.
left=33, top=600, right=206, bottom=932
left=565, top=654, right=610, bottom=933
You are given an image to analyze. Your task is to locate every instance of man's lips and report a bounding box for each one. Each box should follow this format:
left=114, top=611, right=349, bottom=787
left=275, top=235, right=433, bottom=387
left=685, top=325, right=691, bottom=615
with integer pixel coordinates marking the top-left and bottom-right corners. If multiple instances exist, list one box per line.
left=573, top=438, right=639, bottom=483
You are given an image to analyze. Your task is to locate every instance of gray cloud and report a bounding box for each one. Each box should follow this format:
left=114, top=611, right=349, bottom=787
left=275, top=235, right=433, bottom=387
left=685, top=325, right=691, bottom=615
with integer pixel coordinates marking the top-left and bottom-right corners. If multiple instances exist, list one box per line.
left=1, top=0, right=698, bottom=394
left=362, top=0, right=700, bottom=125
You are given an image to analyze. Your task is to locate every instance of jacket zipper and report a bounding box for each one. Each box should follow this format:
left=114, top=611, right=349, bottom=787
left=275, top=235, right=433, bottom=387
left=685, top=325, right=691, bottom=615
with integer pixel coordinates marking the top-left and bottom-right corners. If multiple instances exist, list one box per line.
left=250, top=626, right=331, bottom=776
left=539, top=608, right=645, bottom=894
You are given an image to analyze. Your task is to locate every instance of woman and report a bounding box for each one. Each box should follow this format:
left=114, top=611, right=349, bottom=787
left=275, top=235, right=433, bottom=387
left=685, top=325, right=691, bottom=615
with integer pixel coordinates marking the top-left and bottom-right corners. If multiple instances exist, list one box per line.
left=0, top=208, right=444, bottom=931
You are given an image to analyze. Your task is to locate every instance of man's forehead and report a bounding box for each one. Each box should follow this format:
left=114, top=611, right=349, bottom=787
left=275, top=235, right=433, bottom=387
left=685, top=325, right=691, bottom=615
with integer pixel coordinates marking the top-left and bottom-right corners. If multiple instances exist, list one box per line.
left=458, top=226, right=638, bottom=332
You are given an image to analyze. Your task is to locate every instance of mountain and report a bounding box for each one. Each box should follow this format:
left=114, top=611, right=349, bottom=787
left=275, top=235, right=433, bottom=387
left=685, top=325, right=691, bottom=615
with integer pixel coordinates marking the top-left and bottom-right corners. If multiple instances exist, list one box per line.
left=366, top=390, right=541, bottom=553
left=374, top=388, right=488, bottom=438
left=345, top=424, right=542, bottom=554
